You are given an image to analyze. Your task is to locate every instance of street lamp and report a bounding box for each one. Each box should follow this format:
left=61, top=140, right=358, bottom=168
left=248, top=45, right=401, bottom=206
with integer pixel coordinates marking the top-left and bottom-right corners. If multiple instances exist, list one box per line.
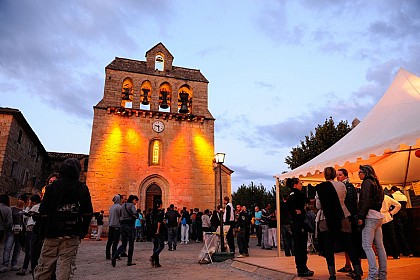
left=215, top=153, right=225, bottom=252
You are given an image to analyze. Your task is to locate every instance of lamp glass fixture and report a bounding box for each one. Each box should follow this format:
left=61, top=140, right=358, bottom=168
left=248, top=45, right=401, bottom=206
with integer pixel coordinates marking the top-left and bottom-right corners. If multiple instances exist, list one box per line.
left=215, top=153, right=225, bottom=164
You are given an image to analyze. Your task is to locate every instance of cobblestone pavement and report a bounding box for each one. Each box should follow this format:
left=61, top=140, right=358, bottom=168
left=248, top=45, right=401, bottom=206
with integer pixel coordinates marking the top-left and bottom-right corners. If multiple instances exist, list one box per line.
left=1, top=236, right=279, bottom=280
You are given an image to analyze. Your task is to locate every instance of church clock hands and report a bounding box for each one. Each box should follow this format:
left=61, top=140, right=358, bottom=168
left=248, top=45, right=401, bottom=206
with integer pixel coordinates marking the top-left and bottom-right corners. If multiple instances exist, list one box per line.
left=152, top=120, right=165, bottom=133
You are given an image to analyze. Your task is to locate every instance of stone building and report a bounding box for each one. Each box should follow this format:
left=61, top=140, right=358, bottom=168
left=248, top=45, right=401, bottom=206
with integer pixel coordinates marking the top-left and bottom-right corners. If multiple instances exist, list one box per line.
left=86, top=43, right=233, bottom=212
left=0, top=108, right=48, bottom=195
left=46, top=152, right=89, bottom=183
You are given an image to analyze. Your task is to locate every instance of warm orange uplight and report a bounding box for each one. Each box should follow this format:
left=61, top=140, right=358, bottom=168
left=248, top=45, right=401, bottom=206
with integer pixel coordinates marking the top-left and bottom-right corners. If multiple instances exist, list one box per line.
left=193, top=131, right=214, bottom=173
left=105, top=126, right=123, bottom=154
left=126, top=128, right=140, bottom=147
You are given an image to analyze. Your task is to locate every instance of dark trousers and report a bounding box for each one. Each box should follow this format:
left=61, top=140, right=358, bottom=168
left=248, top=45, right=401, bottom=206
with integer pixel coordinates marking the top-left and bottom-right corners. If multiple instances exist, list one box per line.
left=281, top=224, right=294, bottom=256
left=113, top=224, right=135, bottom=263
left=152, top=233, right=164, bottom=256
left=106, top=227, right=120, bottom=259
left=21, top=231, right=32, bottom=270
left=321, top=229, right=361, bottom=269
left=394, top=218, right=412, bottom=255
left=321, top=230, right=337, bottom=267
left=30, top=232, right=43, bottom=272
left=226, top=224, right=235, bottom=253
left=191, top=222, right=197, bottom=241
left=255, top=225, right=262, bottom=245
left=291, top=223, right=309, bottom=274
left=245, top=226, right=250, bottom=247
left=167, top=227, right=178, bottom=249
left=342, top=231, right=361, bottom=267
left=196, top=224, right=203, bottom=241
left=237, top=229, right=248, bottom=255
left=383, top=221, right=400, bottom=257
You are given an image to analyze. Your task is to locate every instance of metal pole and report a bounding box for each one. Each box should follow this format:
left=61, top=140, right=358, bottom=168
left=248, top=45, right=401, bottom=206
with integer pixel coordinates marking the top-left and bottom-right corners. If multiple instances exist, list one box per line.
left=219, top=163, right=225, bottom=252
left=403, top=146, right=413, bottom=208
left=275, top=178, right=282, bottom=257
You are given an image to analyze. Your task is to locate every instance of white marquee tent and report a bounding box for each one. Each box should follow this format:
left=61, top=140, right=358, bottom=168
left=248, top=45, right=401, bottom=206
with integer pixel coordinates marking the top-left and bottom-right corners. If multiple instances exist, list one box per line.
left=275, top=68, right=420, bottom=190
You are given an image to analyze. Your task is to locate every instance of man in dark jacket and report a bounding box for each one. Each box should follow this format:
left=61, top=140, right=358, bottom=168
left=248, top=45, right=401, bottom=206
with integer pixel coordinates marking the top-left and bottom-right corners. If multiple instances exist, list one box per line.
left=165, top=204, right=180, bottom=251
left=235, top=204, right=249, bottom=257
left=34, top=158, right=93, bottom=280
left=285, top=178, right=314, bottom=278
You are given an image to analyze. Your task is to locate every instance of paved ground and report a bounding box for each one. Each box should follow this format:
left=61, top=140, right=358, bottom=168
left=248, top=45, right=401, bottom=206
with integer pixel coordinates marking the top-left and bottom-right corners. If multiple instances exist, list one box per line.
left=2, top=236, right=419, bottom=280
left=0, top=237, right=275, bottom=280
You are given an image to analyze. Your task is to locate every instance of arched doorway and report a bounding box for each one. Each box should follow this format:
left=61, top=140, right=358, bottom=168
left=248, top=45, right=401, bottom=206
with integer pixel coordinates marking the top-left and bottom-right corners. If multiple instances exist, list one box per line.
left=145, top=184, right=162, bottom=210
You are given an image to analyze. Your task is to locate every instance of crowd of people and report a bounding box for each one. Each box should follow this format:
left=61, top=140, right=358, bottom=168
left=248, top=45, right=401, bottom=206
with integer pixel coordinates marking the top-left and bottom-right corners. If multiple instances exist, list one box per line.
left=1, top=161, right=416, bottom=280
left=0, top=158, right=93, bottom=279
left=281, top=165, right=415, bottom=280
left=104, top=195, right=258, bottom=265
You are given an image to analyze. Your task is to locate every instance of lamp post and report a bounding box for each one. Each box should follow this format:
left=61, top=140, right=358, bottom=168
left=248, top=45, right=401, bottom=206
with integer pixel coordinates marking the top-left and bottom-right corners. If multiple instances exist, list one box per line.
left=215, top=152, right=225, bottom=252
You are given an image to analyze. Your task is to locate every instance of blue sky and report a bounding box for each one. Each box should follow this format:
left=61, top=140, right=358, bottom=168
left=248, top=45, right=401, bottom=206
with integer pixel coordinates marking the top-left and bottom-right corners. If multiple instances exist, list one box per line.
left=1, top=0, right=419, bottom=192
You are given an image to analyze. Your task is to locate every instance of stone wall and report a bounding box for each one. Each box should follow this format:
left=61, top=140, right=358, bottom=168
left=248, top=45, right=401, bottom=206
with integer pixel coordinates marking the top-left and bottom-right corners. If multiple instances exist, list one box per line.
left=0, top=112, right=46, bottom=195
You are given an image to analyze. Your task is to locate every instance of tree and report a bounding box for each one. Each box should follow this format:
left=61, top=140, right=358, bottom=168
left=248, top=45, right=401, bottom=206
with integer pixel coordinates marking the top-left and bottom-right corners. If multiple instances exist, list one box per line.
left=285, top=117, right=351, bottom=169
left=232, top=182, right=273, bottom=210
left=232, top=182, right=291, bottom=211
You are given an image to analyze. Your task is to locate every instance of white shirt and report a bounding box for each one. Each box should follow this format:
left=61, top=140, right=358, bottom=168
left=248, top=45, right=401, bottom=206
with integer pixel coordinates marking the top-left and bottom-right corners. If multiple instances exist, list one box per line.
left=381, top=195, right=401, bottom=224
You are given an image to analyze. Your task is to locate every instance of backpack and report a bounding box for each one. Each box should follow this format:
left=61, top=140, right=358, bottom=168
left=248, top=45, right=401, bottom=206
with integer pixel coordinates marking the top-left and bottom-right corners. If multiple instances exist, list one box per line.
left=50, top=182, right=84, bottom=236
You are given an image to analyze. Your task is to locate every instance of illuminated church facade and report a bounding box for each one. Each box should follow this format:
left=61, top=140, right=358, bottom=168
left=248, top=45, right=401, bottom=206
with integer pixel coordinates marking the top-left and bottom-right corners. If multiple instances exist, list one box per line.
left=86, top=43, right=232, bottom=212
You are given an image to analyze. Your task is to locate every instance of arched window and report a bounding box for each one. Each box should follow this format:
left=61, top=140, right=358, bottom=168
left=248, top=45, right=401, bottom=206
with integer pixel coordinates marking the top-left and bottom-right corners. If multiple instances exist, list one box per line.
left=149, top=139, right=162, bottom=166
left=121, top=78, right=133, bottom=108
left=140, top=80, right=152, bottom=110
left=155, top=53, right=164, bottom=71
left=159, top=82, right=171, bottom=112
left=178, top=85, right=193, bottom=114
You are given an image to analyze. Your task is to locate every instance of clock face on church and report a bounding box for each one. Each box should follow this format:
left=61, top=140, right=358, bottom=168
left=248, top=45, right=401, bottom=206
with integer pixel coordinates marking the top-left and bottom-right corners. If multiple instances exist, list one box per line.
left=152, top=120, right=165, bottom=133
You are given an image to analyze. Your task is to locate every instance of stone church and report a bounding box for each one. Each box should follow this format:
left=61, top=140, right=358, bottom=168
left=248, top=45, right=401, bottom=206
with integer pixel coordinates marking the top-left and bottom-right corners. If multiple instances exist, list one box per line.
left=86, top=43, right=233, bottom=212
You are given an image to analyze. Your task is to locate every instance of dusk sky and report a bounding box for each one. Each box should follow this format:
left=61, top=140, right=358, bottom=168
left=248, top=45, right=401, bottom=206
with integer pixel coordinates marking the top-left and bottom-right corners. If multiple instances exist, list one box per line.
left=1, top=0, right=419, bottom=192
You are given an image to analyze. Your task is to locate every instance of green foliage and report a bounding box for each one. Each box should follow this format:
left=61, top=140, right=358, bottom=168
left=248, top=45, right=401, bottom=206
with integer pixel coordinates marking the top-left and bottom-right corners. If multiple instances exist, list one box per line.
left=285, top=117, right=351, bottom=170
left=232, top=181, right=290, bottom=210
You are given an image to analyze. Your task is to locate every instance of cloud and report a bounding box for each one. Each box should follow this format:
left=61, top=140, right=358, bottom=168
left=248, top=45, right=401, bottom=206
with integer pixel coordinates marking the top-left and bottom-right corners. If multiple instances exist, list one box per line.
left=0, top=0, right=174, bottom=120
left=318, top=41, right=349, bottom=55
left=255, top=81, right=276, bottom=90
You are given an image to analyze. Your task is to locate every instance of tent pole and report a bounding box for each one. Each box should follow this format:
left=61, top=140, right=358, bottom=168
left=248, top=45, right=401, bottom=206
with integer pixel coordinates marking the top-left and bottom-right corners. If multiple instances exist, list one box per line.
left=275, top=178, right=282, bottom=257
left=403, top=146, right=413, bottom=208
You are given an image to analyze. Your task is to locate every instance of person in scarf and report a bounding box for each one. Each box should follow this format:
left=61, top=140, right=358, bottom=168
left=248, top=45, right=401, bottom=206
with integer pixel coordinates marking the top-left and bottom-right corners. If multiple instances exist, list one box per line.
left=316, top=167, right=363, bottom=280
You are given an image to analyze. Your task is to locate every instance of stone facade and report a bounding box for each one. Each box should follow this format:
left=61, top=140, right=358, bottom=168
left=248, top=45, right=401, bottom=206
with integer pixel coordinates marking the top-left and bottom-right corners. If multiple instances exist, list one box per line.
left=86, top=43, right=232, bottom=212
left=0, top=108, right=48, bottom=195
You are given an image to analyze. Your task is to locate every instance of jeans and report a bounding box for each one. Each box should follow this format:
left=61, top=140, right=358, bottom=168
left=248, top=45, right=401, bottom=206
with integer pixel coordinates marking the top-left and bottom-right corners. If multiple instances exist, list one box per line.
left=167, top=227, right=178, bottom=249
left=362, top=218, right=387, bottom=280
left=106, top=227, right=120, bottom=259
left=135, top=226, right=142, bottom=240
left=269, top=227, right=278, bottom=247
left=181, top=224, right=189, bottom=243
left=280, top=224, right=294, bottom=256
left=152, top=233, right=164, bottom=256
left=113, top=224, right=135, bottom=263
left=261, top=224, right=270, bottom=248
left=2, top=230, right=21, bottom=268
left=255, top=224, right=262, bottom=245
